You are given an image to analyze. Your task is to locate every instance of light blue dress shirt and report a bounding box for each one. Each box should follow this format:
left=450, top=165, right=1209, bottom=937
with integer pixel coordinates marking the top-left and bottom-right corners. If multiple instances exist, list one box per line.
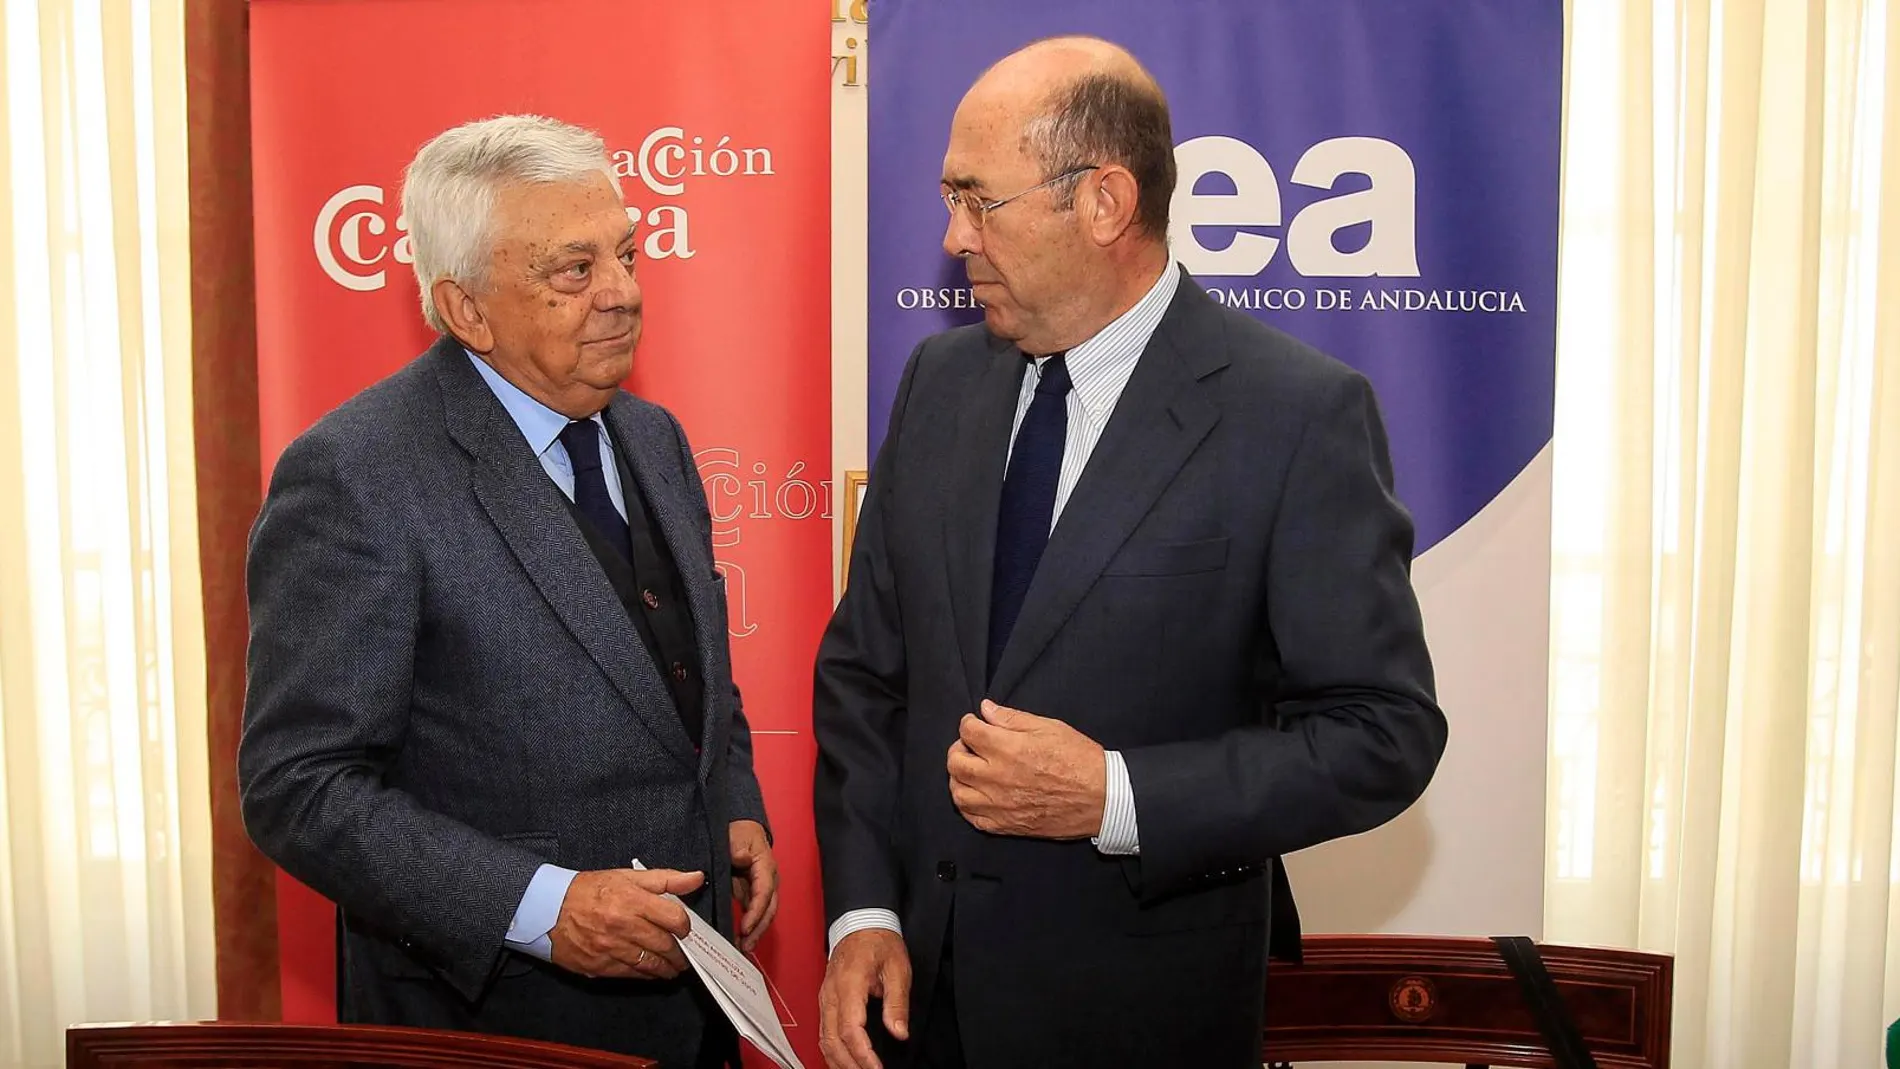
left=467, top=352, right=624, bottom=961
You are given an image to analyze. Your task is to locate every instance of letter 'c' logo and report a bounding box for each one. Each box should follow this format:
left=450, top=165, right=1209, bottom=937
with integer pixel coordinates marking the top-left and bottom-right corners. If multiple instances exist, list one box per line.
left=315, top=184, right=390, bottom=292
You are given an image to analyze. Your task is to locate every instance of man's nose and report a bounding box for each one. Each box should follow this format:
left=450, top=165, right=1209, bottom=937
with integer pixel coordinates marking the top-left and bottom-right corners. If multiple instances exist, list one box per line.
left=594, top=256, right=641, bottom=312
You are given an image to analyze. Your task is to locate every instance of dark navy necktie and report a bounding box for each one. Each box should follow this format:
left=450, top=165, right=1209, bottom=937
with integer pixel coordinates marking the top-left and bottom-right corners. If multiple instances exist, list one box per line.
left=558, top=418, right=630, bottom=556
left=988, top=353, right=1071, bottom=680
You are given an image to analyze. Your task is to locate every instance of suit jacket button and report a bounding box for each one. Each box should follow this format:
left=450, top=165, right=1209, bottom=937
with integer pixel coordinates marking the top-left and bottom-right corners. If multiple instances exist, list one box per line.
left=937, top=861, right=957, bottom=882
left=643, top=589, right=661, bottom=609
left=672, top=662, right=688, bottom=682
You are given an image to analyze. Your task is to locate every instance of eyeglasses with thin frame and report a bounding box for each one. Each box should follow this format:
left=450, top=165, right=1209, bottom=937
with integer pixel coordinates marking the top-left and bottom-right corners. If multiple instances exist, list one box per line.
left=941, top=165, right=1100, bottom=228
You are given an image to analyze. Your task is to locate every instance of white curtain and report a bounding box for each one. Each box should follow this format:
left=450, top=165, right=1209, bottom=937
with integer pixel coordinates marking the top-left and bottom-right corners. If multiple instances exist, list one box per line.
left=0, top=2, right=214, bottom=1067
left=1548, top=0, right=1900, bottom=1066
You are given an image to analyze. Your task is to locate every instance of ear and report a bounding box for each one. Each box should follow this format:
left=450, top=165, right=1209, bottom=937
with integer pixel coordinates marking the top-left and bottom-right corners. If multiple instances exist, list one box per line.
left=433, top=277, right=493, bottom=352
left=1081, top=165, right=1141, bottom=247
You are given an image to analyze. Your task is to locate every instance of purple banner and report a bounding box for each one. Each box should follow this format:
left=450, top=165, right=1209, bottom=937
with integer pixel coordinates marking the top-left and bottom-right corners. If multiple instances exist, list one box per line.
left=867, top=0, right=1561, bottom=552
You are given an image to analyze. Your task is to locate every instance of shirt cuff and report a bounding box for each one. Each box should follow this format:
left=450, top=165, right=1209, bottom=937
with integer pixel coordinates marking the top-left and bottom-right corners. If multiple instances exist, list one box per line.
left=504, top=863, right=578, bottom=961
left=1092, top=749, right=1141, bottom=855
left=827, top=908, right=903, bottom=956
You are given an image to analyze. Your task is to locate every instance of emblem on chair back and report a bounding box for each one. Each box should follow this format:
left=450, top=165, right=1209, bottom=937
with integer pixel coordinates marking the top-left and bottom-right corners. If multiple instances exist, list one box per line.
left=1389, top=975, right=1437, bottom=1023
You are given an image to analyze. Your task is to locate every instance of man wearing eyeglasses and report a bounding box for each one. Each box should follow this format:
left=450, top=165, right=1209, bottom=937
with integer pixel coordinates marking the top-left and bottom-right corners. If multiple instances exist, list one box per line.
left=812, top=34, right=1446, bottom=1069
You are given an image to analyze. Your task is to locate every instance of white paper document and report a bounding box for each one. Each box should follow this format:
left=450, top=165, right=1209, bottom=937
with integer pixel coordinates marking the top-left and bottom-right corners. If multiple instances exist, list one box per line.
left=632, top=860, right=805, bottom=1069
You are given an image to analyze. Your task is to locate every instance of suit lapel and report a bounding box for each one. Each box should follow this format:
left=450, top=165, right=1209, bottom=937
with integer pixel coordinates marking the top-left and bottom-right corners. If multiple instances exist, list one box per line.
left=433, top=344, right=699, bottom=773
left=988, top=276, right=1230, bottom=699
left=943, top=334, right=1031, bottom=707
left=605, top=397, right=725, bottom=780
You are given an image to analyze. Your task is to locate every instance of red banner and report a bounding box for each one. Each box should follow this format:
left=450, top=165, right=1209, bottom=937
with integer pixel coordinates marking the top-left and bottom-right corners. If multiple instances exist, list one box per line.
left=249, top=4, right=831, bottom=1065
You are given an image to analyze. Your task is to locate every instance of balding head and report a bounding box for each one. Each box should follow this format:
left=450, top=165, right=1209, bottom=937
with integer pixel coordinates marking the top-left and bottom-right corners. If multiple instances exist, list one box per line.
left=963, top=36, right=1176, bottom=236
left=939, top=37, right=1177, bottom=354
left=968, top=36, right=1150, bottom=99
left=973, top=35, right=1161, bottom=106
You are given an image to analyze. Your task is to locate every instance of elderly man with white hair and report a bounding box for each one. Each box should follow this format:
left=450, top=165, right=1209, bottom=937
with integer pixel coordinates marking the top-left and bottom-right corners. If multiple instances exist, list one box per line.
left=238, top=114, right=776, bottom=1069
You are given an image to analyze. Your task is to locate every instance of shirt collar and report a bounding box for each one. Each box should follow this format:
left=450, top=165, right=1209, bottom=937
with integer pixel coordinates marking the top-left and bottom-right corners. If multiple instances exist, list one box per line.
left=465, top=349, right=599, bottom=457
left=1038, top=262, right=1179, bottom=420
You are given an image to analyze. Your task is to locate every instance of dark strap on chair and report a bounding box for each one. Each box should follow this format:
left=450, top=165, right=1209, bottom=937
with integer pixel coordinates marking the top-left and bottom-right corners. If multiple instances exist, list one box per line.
left=1494, top=936, right=1598, bottom=1069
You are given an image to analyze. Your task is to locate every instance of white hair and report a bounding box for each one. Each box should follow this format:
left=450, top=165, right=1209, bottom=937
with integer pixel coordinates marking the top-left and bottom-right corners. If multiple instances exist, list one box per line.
left=400, top=114, right=621, bottom=333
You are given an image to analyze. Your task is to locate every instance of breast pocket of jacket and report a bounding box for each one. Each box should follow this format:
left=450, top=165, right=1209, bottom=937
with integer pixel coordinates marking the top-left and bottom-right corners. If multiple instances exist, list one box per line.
left=1102, top=536, right=1230, bottom=578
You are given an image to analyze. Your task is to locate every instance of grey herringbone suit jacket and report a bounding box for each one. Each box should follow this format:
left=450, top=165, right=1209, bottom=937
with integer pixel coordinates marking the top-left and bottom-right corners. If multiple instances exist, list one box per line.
left=238, top=337, right=768, bottom=1065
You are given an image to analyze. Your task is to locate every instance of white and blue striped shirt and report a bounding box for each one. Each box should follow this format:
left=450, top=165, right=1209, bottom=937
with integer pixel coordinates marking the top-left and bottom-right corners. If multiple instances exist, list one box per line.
left=1010, top=262, right=1178, bottom=528
left=827, top=262, right=1179, bottom=954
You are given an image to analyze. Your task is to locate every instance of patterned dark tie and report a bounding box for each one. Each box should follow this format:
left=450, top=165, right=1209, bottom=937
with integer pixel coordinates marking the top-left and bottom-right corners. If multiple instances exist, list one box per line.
left=988, top=353, right=1071, bottom=680
left=557, top=418, right=630, bottom=557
